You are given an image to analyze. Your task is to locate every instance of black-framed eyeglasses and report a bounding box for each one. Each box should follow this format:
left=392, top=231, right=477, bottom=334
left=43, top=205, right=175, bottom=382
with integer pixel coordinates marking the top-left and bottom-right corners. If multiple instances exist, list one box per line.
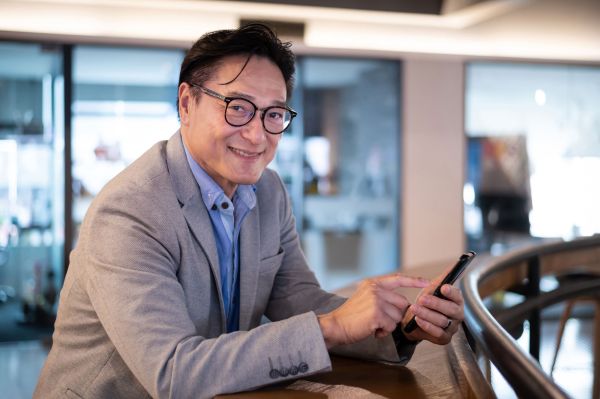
left=188, top=83, right=297, bottom=135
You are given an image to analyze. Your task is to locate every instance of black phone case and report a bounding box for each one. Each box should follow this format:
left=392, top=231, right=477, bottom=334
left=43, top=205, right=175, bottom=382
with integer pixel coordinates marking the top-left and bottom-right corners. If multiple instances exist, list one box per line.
left=403, top=251, right=476, bottom=334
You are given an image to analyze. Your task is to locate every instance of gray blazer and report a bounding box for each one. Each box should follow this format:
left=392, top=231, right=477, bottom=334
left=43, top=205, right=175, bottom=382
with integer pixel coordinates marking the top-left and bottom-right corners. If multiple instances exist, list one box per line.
left=34, top=131, right=406, bottom=399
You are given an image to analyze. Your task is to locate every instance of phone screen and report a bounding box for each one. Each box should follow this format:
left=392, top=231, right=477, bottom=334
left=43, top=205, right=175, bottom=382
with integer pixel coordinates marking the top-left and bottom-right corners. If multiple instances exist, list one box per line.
left=403, top=251, right=476, bottom=334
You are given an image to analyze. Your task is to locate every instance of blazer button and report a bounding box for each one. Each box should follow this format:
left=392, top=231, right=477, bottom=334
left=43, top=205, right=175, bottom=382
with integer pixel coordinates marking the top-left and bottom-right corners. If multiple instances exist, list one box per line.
left=279, top=367, right=290, bottom=377
left=269, top=369, right=280, bottom=379
left=298, top=362, right=309, bottom=373
left=289, top=365, right=299, bottom=375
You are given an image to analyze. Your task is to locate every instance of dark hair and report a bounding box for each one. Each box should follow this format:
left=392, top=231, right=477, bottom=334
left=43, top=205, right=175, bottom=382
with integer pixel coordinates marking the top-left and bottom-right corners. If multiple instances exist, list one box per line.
left=177, top=23, right=296, bottom=114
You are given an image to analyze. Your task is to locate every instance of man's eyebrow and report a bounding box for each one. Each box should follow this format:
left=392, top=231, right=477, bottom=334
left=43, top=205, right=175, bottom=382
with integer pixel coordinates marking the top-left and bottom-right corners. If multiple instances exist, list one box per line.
left=227, top=90, right=287, bottom=108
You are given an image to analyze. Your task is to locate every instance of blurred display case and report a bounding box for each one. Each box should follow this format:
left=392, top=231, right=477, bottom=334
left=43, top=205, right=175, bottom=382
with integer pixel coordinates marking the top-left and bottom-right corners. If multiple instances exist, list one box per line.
left=0, top=42, right=64, bottom=329
left=71, top=46, right=183, bottom=244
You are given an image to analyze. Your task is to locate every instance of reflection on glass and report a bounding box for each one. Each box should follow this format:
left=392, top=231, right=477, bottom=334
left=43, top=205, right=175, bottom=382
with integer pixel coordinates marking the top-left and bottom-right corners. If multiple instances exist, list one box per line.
left=277, top=57, right=400, bottom=290
left=465, top=62, right=600, bottom=252
left=0, top=42, right=64, bottom=333
left=72, top=46, right=183, bottom=245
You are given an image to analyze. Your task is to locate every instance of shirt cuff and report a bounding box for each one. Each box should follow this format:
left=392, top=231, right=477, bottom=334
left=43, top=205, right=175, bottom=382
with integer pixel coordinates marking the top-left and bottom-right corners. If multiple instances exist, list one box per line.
left=392, top=324, right=420, bottom=364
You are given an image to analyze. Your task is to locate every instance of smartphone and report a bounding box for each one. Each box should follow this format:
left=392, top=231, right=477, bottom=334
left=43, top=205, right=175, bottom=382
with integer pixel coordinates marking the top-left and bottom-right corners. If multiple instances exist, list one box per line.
left=403, top=251, right=476, bottom=334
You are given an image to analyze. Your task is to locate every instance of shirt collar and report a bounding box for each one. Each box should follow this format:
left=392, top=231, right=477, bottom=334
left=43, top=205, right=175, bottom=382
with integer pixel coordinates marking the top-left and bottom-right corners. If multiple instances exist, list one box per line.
left=183, top=142, right=256, bottom=211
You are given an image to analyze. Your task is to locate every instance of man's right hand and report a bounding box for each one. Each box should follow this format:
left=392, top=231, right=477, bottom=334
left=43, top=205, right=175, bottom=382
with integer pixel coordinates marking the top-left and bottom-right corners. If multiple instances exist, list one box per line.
left=317, top=274, right=429, bottom=349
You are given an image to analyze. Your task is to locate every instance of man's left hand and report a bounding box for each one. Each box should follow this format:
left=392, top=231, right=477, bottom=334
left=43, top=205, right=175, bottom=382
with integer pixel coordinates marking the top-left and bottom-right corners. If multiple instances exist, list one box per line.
left=401, top=283, right=464, bottom=345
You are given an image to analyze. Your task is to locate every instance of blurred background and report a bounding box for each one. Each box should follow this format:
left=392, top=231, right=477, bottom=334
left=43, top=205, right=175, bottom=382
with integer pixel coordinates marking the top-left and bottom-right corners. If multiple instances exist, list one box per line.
left=0, top=0, right=599, bottom=397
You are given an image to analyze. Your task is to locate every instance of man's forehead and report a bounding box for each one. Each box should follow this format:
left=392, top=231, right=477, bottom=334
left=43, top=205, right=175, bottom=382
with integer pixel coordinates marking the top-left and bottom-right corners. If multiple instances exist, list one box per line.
left=213, top=55, right=282, bottom=81
left=210, top=55, right=287, bottom=101
left=217, top=54, right=250, bottom=70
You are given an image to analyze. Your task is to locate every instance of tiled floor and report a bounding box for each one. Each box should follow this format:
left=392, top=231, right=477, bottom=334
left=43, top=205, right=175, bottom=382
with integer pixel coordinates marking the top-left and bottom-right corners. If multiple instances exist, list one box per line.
left=0, top=318, right=595, bottom=398
left=0, top=340, right=48, bottom=398
left=491, top=317, right=595, bottom=399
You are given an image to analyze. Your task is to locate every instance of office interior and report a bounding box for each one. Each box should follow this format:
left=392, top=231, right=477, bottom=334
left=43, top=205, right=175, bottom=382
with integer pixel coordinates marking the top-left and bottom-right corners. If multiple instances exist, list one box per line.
left=1, top=0, right=600, bottom=397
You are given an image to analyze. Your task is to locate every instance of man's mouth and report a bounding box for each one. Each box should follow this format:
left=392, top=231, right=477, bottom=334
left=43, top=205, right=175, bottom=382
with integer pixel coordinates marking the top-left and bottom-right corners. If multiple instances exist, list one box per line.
left=229, top=146, right=262, bottom=158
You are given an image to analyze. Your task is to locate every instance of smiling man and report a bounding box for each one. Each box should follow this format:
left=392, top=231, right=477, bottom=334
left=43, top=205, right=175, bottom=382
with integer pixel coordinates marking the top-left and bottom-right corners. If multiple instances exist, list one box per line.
left=34, top=24, right=465, bottom=399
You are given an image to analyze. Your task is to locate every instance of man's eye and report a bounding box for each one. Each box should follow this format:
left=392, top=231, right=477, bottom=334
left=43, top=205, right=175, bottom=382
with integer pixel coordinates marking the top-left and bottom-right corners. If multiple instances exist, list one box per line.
left=267, top=110, right=284, bottom=120
left=228, top=99, right=253, bottom=114
left=230, top=105, right=247, bottom=113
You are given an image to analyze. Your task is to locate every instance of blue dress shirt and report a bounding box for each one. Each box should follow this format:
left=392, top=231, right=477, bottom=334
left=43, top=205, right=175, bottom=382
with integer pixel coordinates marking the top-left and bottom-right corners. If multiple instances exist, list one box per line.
left=183, top=145, right=256, bottom=332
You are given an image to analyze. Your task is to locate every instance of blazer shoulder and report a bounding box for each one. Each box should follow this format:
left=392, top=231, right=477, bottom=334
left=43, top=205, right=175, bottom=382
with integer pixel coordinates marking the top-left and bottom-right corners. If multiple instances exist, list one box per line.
left=105, top=141, right=168, bottom=191
left=256, top=168, right=285, bottom=193
left=89, top=140, right=175, bottom=219
left=119, top=141, right=170, bottom=188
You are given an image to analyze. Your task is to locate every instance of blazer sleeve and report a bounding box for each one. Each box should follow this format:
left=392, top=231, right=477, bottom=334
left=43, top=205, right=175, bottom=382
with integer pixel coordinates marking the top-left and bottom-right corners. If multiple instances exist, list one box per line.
left=79, top=183, right=333, bottom=399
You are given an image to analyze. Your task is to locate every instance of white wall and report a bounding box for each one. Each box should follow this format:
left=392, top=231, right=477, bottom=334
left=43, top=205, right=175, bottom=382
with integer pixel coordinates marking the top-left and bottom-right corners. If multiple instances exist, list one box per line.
left=402, top=59, right=466, bottom=267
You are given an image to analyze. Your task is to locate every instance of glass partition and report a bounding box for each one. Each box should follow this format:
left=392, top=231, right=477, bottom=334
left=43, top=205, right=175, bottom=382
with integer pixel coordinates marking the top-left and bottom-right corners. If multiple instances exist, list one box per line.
left=0, top=42, right=64, bottom=339
left=71, top=46, right=183, bottom=245
left=1, top=42, right=401, bottom=312
left=272, top=57, right=401, bottom=290
left=71, top=49, right=401, bottom=291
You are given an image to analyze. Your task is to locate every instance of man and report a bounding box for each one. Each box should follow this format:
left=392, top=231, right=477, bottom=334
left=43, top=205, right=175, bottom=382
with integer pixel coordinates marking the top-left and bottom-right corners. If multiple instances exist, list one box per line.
left=35, top=24, right=464, bottom=398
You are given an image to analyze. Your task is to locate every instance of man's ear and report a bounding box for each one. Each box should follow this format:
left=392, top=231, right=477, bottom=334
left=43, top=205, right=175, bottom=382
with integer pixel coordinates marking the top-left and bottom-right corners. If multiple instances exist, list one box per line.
left=178, top=83, right=191, bottom=125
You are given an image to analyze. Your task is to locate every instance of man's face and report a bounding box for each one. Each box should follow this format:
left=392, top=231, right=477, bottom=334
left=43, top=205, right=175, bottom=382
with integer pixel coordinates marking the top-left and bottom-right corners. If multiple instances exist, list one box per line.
left=179, top=55, right=286, bottom=197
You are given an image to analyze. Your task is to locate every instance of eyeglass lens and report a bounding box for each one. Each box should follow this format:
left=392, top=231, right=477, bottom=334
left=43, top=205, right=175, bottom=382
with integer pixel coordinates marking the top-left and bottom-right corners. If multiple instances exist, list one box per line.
left=226, top=98, right=292, bottom=134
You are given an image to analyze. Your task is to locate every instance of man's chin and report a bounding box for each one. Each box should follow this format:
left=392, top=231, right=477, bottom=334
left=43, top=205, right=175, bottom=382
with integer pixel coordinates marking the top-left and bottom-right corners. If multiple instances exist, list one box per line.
left=235, top=172, right=263, bottom=186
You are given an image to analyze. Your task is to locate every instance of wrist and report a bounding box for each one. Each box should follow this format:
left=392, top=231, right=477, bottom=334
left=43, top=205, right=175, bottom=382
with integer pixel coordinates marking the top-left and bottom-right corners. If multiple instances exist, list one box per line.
left=317, top=313, right=340, bottom=349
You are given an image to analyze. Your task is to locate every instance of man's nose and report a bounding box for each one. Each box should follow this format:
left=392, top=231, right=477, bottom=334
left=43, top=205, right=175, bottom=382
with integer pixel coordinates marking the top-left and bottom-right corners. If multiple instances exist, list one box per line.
left=241, top=113, right=267, bottom=144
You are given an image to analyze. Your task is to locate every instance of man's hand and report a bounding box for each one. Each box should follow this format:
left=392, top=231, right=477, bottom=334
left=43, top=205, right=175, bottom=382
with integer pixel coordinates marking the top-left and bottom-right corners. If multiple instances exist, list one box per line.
left=401, top=266, right=466, bottom=345
left=317, top=274, right=429, bottom=349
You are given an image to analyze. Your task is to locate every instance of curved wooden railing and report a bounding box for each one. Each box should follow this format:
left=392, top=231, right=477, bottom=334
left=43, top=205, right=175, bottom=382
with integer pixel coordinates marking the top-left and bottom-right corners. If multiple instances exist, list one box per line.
left=461, top=234, right=600, bottom=398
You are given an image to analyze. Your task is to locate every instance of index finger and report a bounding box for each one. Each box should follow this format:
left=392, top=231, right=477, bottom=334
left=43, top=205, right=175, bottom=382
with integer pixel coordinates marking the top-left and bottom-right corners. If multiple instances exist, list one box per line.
left=375, top=273, right=430, bottom=290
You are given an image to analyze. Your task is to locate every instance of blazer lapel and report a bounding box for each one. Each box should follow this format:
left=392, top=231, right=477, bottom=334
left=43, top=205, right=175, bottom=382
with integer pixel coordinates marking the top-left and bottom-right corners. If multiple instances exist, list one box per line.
left=238, top=206, right=260, bottom=330
left=181, top=200, right=222, bottom=290
left=166, top=131, right=226, bottom=331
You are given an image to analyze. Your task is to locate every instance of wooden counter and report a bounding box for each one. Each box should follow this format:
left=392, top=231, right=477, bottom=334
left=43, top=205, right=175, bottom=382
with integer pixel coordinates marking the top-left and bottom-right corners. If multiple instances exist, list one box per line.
left=218, top=260, right=495, bottom=398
